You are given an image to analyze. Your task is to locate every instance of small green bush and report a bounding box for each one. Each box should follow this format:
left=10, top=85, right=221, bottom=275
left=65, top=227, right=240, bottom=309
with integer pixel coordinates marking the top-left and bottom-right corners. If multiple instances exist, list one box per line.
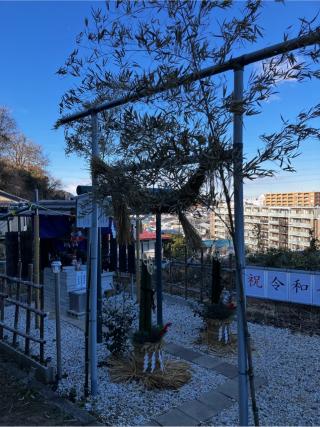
left=246, top=248, right=320, bottom=271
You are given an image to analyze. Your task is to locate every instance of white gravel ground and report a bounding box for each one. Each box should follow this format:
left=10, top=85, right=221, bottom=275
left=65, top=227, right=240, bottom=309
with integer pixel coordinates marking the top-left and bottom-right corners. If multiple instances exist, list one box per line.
left=3, top=294, right=320, bottom=426
left=3, top=300, right=225, bottom=426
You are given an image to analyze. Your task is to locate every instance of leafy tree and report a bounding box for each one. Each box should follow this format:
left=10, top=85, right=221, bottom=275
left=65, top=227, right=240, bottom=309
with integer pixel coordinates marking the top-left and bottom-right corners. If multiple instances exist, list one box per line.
left=57, top=1, right=319, bottom=235
left=168, top=234, right=186, bottom=260
left=57, top=3, right=320, bottom=421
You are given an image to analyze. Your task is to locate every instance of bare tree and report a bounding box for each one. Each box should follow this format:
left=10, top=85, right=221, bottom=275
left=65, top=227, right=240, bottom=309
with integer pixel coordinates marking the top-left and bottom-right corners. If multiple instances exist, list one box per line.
left=1, top=134, right=49, bottom=176
left=0, top=106, right=17, bottom=149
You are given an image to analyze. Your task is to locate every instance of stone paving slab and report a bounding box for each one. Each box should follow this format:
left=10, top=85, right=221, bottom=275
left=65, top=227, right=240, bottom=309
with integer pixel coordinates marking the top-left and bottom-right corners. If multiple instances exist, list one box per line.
left=163, top=342, right=183, bottom=355
left=197, top=389, right=234, bottom=413
left=155, top=408, right=198, bottom=426
left=254, top=375, right=267, bottom=388
left=192, top=354, right=221, bottom=370
left=152, top=342, right=269, bottom=426
left=216, top=378, right=239, bottom=400
left=165, top=342, right=201, bottom=362
left=142, top=419, right=161, bottom=426
left=178, top=399, right=220, bottom=423
left=213, top=361, right=239, bottom=378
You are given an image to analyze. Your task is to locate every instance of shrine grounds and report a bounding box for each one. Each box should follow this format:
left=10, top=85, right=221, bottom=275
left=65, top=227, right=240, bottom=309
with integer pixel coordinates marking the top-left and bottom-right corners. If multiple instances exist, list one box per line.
left=0, top=292, right=319, bottom=426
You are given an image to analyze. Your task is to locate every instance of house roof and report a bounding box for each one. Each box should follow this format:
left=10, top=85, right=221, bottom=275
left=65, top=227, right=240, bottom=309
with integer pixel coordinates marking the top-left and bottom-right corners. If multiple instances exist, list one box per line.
left=139, top=231, right=172, bottom=241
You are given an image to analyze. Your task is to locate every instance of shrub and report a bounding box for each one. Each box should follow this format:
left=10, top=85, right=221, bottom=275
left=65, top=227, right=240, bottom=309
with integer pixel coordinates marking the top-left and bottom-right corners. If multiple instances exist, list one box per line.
left=102, top=294, right=137, bottom=356
left=246, top=248, right=320, bottom=271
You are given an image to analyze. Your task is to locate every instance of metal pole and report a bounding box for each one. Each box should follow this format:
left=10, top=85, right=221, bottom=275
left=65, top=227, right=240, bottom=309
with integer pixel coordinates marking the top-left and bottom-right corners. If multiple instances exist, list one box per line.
left=155, top=211, right=163, bottom=326
left=233, top=66, right=248, bottom=425
left=97, top=229, right=102, bottom=343
left=53, top=266, right=62, bottom=380
left=34, top=189, right=40, bottom=329
left=84, top=228, right=91, bottom=398
left=135, top=217, right=141, bottom=302
left=89, top=112, right=99, bottom=395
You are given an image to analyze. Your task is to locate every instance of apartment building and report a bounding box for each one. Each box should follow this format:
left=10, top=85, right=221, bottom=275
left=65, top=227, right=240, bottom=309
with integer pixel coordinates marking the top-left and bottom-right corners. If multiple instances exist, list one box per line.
left=264, top=191, right=320, bottom=207
left=210, top=202, right=320, bottom=252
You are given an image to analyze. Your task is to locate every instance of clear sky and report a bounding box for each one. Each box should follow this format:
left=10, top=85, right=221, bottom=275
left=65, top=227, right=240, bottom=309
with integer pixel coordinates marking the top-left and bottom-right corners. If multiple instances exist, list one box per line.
left=0, top=1, right=319, bottom=197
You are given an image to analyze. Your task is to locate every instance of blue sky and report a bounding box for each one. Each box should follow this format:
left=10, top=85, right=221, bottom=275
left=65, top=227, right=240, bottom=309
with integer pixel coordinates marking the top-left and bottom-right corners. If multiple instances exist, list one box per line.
left=0, top=1, right=319, bottom=197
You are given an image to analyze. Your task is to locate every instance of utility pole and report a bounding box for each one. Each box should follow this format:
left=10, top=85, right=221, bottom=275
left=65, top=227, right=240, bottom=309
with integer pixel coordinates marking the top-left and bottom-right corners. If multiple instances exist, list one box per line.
left=89, top=112, right=99, bottom=395
left=233, top=66, right=249, bottom=425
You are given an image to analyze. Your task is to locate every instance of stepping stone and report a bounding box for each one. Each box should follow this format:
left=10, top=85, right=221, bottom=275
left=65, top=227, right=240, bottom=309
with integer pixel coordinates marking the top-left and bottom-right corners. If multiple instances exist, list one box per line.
left=164, top=343, right=200, bottom=362
left=155, top=408, right=198, bottom=426
left=254, top=375, right=267, bottom=388
left=176, top=347, right=202, bottom=362
left=197, top=390, right=234, bottom=414
left=213, top=362, right=238, bottom=378
left=141, top=419, right=161, bottom=426
left=178, top=399, right=221, bottom=423
left=216, top=379, right=239, bottom=400
left=193, top=354, right=221, bottom=370
left=163, top=342, right=183, bottom=356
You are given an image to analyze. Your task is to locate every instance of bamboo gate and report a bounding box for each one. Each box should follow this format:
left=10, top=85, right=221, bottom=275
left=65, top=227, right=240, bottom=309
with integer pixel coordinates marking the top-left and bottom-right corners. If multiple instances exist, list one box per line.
left=57, top=28, right=320, bottom=424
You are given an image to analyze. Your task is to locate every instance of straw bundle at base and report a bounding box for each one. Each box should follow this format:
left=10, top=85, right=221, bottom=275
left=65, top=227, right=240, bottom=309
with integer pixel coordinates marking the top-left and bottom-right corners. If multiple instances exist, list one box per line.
left=108, top=341, right=191, bottom=389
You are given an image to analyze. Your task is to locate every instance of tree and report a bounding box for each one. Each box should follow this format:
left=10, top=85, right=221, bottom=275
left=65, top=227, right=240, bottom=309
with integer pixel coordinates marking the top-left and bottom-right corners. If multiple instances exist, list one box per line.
left=0, top=106, right=17, bottom=149
left=1, top=134, right=49, bottom=176
left=57, top=1, right=319, bottom=238
left=57, top=2, right=320, bottom=421
left=0, top=107, right=67, bottom=200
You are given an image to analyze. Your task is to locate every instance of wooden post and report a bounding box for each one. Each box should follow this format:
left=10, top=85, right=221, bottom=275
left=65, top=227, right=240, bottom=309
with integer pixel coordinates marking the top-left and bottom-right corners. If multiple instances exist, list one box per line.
left=25, top=264, right=33, bottom=355
left=12, top=261, right=22, bottom=346
left=169, top=245, right=173, bottom=295
left=0, top=277, right=4, bottom=340
left=39, top=281, right=45, bottom=364
left=33, top=189, right=40, bottom=329
left=184, top=246, right=188, bottom=299
left=200, top=248, right=204, bottom=303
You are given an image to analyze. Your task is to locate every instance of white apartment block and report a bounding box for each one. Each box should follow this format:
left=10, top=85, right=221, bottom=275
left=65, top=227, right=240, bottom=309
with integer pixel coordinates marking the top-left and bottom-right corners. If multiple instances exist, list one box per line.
left=210, top=203, right=320, bottom=251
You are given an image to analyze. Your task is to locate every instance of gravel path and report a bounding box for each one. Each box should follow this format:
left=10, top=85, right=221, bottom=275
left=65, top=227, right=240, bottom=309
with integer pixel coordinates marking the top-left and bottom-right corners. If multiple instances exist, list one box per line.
left=3, top=300, right=225, bottom=426
left=3, top=294, right=320, bottom=426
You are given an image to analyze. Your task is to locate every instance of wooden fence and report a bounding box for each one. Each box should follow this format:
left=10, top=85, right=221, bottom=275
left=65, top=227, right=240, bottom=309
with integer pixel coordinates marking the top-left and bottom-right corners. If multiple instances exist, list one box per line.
left=0, top=262, right=47, bottom=365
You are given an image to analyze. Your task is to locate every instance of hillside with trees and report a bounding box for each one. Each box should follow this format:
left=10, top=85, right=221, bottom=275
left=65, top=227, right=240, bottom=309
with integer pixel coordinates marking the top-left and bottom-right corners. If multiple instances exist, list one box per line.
left=0, top=107, right=68, bottom=200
